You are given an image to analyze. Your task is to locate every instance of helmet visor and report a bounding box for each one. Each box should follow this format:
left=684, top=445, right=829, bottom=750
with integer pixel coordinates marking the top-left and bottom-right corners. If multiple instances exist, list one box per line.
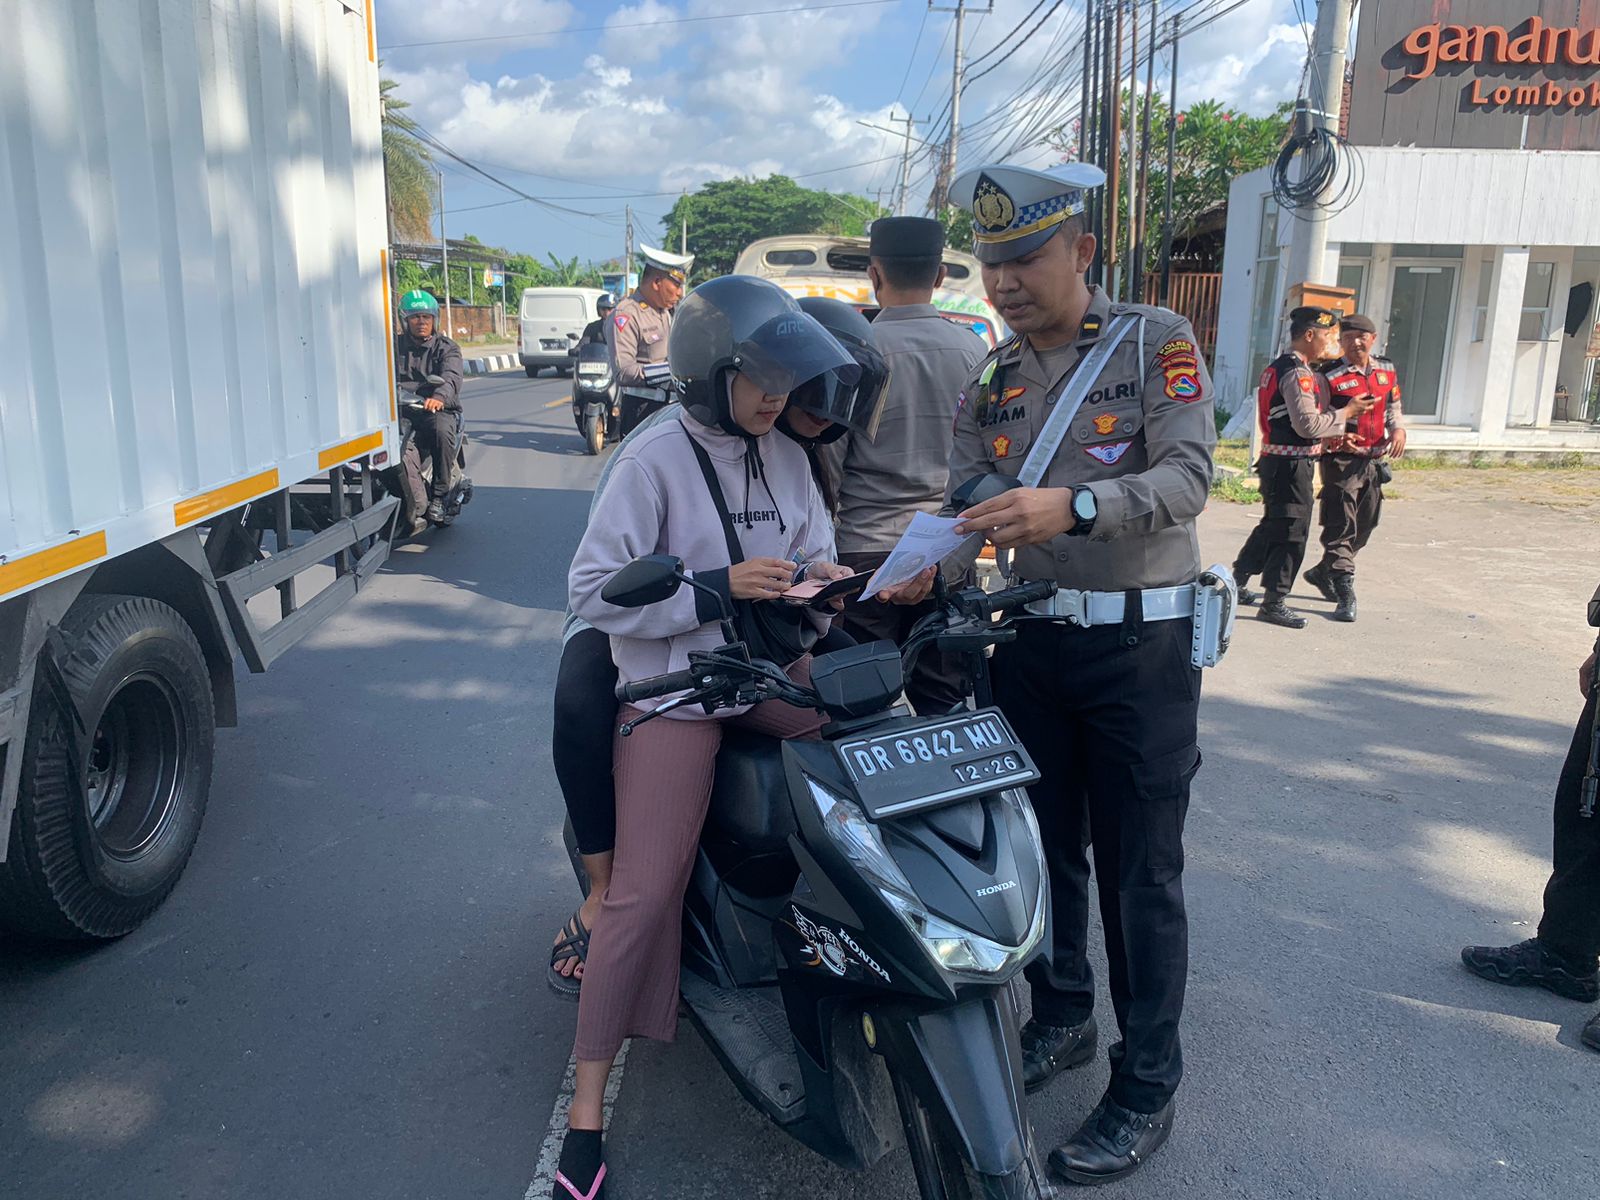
left=732, top=313, right=860, bottom=399
left=790, top=336, right=891, bottom=441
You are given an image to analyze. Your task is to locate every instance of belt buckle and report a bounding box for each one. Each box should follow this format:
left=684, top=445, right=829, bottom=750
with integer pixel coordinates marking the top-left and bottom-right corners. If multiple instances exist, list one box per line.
left=1057, top=589, right=1091, bottom=627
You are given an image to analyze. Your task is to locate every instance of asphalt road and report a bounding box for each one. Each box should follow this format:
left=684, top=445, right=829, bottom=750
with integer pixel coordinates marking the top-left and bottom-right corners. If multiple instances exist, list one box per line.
left=2, top=373, right=1597, bottom=1199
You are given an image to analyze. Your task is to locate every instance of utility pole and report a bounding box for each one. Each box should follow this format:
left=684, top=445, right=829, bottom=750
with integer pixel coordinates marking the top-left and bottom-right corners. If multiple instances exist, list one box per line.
left=681, top=215, right=688, bottom=255
left=1158, top=11, right=1180, bottom=305
left=929, top=1, right=992, bottom=211
left=1283, top=0, right=1355, bottom=293
left=624, top=204, right=634, bottom=292
left=437, top=168, right=451, bottom=334
left=1125, top=0, right=1139, bottom=301
left=1133, top=0, right=1157, bottom=304
left=1088, top=0, right=1106, bottom=283
left=1077, top=0, right=1094, bottom=165
left=1107, top=0, right=1125, bottom=299
left=893, top=110, right=918, bottom=215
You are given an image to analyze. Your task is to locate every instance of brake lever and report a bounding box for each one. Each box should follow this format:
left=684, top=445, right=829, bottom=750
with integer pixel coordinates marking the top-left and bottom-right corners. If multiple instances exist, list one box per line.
left=618, top=687, right=717, bottom=737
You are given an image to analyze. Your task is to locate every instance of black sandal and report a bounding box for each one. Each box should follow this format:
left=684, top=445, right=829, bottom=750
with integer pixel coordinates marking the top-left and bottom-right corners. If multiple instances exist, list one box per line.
left=548, top=910, right=590, bottom=1000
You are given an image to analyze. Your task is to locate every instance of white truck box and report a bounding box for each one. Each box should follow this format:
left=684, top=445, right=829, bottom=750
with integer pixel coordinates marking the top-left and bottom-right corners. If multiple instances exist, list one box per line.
left=0, top=0, right=400, bottom=939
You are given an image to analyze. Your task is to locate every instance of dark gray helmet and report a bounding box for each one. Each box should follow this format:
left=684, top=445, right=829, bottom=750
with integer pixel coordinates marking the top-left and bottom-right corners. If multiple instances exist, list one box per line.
left=596, top=292, right=615, bottom=312
left=668, top=275, right=859, bottom=435
left=781, top=296, right=891, bottom=445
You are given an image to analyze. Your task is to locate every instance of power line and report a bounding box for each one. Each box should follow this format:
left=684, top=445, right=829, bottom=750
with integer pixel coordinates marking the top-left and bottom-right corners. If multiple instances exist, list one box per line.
left=379, top=0, right=899, bottom=50
left=894, top=7, right=933, bottom=102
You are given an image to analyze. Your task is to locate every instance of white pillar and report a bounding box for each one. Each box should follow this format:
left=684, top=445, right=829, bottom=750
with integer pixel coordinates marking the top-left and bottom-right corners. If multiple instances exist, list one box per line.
left=1534, top=248, right=1575, bottom=429
left=1479, top=246, right=1530, bottom=438
left=1443, top=252, right=1486, bottom=427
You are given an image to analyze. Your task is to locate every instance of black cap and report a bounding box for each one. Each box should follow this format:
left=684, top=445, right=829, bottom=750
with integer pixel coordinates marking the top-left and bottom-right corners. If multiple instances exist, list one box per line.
left=1341, top=312, right=1376, bottom=334
left=1289, top=306, right=1340, bottom=335
left=868, top=216, right=945, bottom=259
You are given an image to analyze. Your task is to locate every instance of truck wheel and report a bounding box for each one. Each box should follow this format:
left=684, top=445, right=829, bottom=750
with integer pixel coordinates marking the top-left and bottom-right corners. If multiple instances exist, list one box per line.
left=0, top=596, right=215, bottom=940
left=525, top=364, right=539, bottom=378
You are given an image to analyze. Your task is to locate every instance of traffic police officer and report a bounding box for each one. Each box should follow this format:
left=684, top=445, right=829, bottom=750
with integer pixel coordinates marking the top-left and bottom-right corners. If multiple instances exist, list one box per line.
left=607, top=244, right=693, bottom=435
left=1232, top=307, right=1373, bottom=629
left=944, top=161, right=1216, bottom=1184
left=1303, top=313, right=1407, bottom=622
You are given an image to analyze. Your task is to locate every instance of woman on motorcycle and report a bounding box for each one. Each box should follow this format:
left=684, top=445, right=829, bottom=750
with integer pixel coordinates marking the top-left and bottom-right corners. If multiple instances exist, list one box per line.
left=547, top=297, right=890, bottom=1000
left=553, top=277, right=867, bottom=1199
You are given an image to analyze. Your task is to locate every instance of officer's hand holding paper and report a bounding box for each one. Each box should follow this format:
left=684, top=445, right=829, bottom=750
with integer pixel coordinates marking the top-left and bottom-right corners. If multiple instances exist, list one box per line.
left=860, top=512, right=974, bottom=601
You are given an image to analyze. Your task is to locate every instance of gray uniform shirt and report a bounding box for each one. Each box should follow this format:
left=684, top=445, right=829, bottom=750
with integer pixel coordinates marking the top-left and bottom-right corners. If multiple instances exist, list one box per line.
left=825, top=305, right=985, bottom=555
left=945, top=287, right=1216, bottom=591
left=606, top=293, right=672, bottom=390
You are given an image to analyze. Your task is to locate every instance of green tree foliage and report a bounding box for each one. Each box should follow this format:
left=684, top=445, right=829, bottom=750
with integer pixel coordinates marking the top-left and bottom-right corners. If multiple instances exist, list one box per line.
left=662, top=176, right=889, bottom=281
left=381, top=76, right=436, bottom=242
left=1049, top=96, right=1292, bottom=272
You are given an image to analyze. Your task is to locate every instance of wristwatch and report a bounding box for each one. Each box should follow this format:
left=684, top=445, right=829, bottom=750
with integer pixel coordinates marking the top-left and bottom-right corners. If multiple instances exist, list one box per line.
left=1068, top=487, right=1098, bottom=537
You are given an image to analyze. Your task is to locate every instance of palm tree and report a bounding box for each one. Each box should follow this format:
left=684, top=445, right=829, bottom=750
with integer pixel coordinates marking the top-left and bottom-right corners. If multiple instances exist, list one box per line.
left=381, top=76, right=435, bottom=242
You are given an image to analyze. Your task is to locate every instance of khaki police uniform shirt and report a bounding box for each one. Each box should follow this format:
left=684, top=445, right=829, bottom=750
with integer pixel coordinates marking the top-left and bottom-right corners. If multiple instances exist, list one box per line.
left=824, top=304, right=986, bottom=555
left=606, top=292, right=672, bottom=389
left=945, top=287, right=1216, bottom=591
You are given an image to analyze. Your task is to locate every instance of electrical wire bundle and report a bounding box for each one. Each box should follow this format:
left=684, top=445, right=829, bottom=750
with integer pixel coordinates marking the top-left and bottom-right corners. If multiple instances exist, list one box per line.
left=1271, top=111, right=1365, bottom=217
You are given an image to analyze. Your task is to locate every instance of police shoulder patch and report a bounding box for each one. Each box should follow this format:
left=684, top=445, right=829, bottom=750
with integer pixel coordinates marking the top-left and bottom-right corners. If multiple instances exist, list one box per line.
left=1297, top=375, right=1314, bottom=394
left=613, top=313, right=630, bottom=329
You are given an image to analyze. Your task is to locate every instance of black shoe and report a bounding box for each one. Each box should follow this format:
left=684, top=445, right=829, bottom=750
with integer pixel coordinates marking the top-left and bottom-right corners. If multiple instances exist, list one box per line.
left=1233, top=572, right=1259, bottom=606
left=1460, top=939, right=1600, bottom=1002
left=1303, top=561, right=1340, bottom=602
left=1049, top=1096, right=1175, bottom=1186
left=425, top=499, right=446, bottom=524
left=1021, top=1015, right=1098, bottom=1093
left=1332, top=574, right=1357, bottom=623
left=1583, top=1011, right=1600, bottom=1052
left=1257, top=599, right=1307, bottom=629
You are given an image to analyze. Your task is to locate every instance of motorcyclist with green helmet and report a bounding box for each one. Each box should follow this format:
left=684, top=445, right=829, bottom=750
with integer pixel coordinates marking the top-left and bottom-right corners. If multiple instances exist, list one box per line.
left=394, top=289, right=465, bottom=524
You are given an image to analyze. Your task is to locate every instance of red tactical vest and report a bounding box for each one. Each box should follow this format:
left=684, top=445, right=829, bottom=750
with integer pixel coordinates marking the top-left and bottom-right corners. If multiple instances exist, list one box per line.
left=1257, top=352, right=1321, bottom=455
left=1322, top=358, right=1400, bottom=456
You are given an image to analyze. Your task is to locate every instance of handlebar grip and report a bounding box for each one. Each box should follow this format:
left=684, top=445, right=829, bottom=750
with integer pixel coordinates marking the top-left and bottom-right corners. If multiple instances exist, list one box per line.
left=987, top=579, right=1056, bottom=613
left=616, top=669, right=699, bottom=704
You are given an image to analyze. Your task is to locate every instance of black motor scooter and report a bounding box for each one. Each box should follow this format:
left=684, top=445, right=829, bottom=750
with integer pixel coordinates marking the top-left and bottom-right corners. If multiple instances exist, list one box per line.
left=569, top=556, right=1062, bottom=1199
left=382, top=376, right=473, bottom=536
left=570, top=341, right=618, bottom=455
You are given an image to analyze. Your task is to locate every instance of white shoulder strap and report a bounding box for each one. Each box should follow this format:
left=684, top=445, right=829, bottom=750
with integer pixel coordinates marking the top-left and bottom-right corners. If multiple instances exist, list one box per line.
left=1015, top=313, right=1144, bottom=489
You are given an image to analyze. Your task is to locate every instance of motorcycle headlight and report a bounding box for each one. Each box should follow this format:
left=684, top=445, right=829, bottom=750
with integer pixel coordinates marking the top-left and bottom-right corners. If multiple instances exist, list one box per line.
left=807, top=778, right=1046, bottom=981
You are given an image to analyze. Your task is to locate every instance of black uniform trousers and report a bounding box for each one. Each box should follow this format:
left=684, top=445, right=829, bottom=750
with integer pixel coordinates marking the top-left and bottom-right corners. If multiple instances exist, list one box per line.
left=409, top=408, right=461, bottom=501
left=1234, top=455, right=1316, bottom=600
left=1537, top=690, right=1600, bottom=967
left=992, top=615, right=1202, bottom=1114
left=838, top=551, right=967, bottom=716
left=1315, top=454, right=1383, bottom=576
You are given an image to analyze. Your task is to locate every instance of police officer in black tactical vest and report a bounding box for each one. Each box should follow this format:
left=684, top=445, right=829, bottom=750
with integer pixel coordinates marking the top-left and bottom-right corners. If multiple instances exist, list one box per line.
left=934, top=161, right=1227, bottom=1185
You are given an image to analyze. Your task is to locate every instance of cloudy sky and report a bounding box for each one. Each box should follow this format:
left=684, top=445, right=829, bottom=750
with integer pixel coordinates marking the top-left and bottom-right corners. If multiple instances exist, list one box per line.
left=374, top=0, right=1313, bottom=263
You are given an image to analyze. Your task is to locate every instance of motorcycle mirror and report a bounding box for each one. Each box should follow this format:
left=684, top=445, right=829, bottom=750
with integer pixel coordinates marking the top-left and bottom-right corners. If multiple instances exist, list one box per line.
left=947, top=473, right=1021, bottom=513
left=602, top=554, right=685, bottom=608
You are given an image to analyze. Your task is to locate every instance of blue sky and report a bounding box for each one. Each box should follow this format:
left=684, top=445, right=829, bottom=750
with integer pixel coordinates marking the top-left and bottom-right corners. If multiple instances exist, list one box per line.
left=375, top=0, right=1311, bottom=264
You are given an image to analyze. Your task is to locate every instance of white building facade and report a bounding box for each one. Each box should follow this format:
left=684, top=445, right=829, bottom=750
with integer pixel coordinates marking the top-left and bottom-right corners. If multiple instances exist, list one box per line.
left=1213, top=3, right=1600, bottom=453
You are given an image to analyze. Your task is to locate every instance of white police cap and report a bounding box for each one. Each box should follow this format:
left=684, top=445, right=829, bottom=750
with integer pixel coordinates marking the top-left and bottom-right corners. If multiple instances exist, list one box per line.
left=639, top=243, right=694, bottom=282
left=950, top=162, right=1106, bottom=264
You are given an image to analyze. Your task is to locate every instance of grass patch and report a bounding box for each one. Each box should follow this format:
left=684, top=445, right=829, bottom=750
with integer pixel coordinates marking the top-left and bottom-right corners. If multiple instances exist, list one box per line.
left=1395, top=449, right=1599, bottom=471
left=1214, top=439, right=1252, bottom=472
left=1210, top=473, right=1260, bottom=504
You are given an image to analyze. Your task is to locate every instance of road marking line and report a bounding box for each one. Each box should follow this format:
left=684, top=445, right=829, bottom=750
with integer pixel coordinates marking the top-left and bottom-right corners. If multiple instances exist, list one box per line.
left=525, top=1041, right=630, bottom=1199
left=543, top=398, right=568, bottom=409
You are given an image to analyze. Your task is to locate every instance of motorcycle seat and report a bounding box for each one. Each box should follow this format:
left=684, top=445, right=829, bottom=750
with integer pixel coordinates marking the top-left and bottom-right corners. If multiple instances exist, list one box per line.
left=706, top=727, right=794, bottom=852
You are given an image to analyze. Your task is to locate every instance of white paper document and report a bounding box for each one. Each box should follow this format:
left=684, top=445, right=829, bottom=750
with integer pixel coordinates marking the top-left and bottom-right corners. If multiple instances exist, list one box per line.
left=860, top=512, right=973, bottom=601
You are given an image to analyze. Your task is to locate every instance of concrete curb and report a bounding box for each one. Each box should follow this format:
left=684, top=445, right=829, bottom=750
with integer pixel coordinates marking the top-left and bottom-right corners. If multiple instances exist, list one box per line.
left=464, top=354, right=520, bottom=375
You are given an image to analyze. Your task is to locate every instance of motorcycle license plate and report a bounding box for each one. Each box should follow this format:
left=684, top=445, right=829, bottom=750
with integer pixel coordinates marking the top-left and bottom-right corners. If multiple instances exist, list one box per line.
left=578, top=364, right=608, bottom=377
left=835, top=709, right=1038, bottom=819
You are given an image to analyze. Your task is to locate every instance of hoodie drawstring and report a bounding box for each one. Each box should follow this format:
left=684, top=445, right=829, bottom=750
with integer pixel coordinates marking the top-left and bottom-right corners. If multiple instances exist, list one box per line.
left=741, top=437, right=787, bottom=536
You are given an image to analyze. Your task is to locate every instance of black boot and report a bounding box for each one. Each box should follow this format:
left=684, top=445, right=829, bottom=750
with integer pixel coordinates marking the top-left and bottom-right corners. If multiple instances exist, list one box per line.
left=1234, top=571, right=1259, bottom=607
left=1303, top=561, right=1340, bottom=603
left=1257, top=596, right=1307, bottom=629
left=1584, top=1011, right=1600, bottom=1053
left=1461, top=938, right=1600, bottom=1003
left=554, top=1129, right=607, bottom=1200
left=1049, top=1096, right=1176, bottom=1186
left=1020, top=1014, right=1098, bottom=1093
left=1332, top=573, right=1357, bottom=622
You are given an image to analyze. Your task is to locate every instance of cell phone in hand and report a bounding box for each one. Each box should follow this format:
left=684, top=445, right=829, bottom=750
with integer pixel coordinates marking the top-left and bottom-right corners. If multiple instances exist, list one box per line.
left=780, top=572, right=873, bottom=608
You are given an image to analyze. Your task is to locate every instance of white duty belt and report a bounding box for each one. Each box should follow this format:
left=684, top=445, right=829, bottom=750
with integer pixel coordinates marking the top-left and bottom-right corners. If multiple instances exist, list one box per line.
left=1024, top=585, right=1194, bottom=626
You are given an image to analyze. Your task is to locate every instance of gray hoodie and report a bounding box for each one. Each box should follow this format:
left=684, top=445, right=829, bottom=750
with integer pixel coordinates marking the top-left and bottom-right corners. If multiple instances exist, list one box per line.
left=568, top=408, right=836, bottom=718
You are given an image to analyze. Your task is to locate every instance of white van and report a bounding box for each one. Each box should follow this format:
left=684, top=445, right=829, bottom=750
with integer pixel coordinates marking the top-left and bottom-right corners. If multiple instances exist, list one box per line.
left=518, top=287, right=609, bottom=377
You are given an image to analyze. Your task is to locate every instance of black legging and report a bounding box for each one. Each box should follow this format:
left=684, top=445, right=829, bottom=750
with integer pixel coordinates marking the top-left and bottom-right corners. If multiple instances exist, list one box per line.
left=553, top=623, right=857, bottom=856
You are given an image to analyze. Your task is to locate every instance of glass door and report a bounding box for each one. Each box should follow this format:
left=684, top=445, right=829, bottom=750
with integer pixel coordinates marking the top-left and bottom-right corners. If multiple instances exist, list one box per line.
left=1386, top=262, right=1459, bottom=420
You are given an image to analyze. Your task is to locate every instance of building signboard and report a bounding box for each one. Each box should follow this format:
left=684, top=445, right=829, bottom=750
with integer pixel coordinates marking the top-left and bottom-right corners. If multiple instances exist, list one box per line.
left=1348, top=1, right=1600, bottom=151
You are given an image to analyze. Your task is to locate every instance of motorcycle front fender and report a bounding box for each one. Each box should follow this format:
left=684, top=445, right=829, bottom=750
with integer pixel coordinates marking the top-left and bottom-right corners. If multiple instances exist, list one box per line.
left=874, top=986, right=1034, bottom=1177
